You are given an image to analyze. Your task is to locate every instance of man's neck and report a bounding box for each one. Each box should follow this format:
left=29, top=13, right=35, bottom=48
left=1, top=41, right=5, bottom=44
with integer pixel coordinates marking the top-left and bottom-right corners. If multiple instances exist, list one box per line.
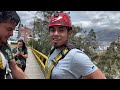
left=54, top=41, right=69, bottom=49
left=0, top=42, right=7, bottom=46
left=54, top=45, right=65, bottom=49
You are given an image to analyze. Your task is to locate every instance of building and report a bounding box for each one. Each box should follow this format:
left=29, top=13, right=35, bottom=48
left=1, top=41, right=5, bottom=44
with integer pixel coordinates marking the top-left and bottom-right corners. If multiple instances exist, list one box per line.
left=13, top=31, right=19, bottom=38
left=19, top=26, right=33, bottom=44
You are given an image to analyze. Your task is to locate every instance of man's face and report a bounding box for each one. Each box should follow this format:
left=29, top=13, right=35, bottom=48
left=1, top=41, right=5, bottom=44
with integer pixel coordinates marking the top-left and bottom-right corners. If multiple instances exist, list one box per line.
left=49, top=26, right=72, bottom=48
left=0, top=22, right=16, bottom=44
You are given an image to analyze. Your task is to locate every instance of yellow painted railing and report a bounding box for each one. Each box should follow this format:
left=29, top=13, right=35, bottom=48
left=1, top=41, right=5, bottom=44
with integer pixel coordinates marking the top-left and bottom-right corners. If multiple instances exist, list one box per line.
left=31, top=47, right=48, bottom=72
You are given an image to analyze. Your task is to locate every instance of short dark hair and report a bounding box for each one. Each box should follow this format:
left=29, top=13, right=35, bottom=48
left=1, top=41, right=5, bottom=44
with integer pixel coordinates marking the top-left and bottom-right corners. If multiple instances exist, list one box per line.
left=0, top=11, right=20, bottom=26
left=66, top=26, right=72, bottom=32
left=49, top=26, right=72, bottom=32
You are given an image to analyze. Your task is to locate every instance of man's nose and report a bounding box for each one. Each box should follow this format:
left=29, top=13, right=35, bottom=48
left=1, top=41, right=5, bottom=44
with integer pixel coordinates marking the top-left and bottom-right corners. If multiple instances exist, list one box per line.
left=54, top=30, right=59, bottom=35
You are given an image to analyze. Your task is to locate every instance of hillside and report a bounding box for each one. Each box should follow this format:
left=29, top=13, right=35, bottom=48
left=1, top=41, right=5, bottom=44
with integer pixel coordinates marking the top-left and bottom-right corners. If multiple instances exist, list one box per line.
left=96, top=29, right=120, bottom=42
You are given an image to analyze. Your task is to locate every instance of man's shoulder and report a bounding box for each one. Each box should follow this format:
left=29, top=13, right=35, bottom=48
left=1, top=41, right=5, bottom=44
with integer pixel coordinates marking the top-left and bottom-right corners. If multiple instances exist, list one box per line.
left=67, top=48, right=90, bottom=60
left=65, top=48, right=82, bottom=58
left=0, top=44, right=11, bottom=52
left=12, top=47, right=17, bottom=51
left=69, top=48, right=83, bottom=54
left=2, top=44, right=10, bottom=49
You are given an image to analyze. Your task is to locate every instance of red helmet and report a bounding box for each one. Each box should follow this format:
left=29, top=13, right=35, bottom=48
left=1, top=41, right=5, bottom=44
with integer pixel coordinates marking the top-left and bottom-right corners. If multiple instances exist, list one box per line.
left=48, top=13, right=72, bottom=28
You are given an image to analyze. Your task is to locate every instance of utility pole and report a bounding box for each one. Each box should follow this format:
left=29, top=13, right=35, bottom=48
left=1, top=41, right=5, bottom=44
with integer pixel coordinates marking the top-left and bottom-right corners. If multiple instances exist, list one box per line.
left=32, top=19, right=35, bottom=48
left=33, top=19, right=35, bottom=38
left=18, top=22, right=23, bottom=39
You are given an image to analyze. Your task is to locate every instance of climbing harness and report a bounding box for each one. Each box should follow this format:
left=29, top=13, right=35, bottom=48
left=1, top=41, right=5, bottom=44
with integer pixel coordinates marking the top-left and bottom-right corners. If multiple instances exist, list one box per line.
left=45, top=47, right=70, bottom=79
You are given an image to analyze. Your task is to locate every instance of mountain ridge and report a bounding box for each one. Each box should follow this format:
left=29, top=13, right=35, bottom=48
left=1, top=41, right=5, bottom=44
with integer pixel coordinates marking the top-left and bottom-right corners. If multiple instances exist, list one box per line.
left=96, top=29, right=120, bottom=42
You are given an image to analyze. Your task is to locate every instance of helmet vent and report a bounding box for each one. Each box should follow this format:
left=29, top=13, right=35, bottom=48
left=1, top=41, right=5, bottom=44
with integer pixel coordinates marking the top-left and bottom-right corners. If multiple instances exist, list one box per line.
left=54, top=13, right=59, bottom=17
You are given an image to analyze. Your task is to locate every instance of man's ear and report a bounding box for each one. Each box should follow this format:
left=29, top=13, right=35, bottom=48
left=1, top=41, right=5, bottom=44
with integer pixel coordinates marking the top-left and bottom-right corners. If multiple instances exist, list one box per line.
left=67, top=29, right=72, bottom=39
left=68, top=29, right=72, bottom=36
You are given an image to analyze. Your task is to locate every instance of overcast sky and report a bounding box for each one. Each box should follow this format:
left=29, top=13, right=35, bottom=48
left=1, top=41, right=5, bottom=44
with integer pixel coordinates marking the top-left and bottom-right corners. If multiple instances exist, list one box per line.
left=17, top=11, right=120, bottom=31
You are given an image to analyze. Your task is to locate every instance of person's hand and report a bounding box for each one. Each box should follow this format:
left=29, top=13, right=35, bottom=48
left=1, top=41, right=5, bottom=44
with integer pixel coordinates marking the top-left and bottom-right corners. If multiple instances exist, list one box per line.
left=16, top=60, right=22, bottom=68
left=19, top=53, right=24, bottom=58
left=16, top=60, right=21, bottom=65
left=16, top=51, right=21, bottom=56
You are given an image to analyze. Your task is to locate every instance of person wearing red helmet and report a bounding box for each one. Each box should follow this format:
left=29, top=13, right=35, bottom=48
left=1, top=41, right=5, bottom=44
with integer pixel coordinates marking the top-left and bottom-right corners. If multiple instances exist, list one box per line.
left=45, top=13, right=106, bottom=79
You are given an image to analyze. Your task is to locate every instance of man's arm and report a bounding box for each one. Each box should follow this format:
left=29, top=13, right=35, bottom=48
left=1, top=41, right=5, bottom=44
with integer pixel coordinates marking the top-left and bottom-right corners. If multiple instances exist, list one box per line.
left=12, top=48, right=20, bottom=58
left=70, top=49, right=106, bottom=79
left=84, top=68, right=106, bottom=79
left=21, top=48, right=28, bottom=58
left=9, top=60, right=28, bottom=79
left=20, top=54, right=28, bottom=59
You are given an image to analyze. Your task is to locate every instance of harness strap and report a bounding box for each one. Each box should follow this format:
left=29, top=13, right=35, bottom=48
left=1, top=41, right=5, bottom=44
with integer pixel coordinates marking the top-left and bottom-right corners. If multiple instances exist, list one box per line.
left=0, top=44, right=13, bottom=79
left=0, top=44, right=13, bottom=63
left=0, top=53, right=6, bottom=79
left=45, top=47, right=70, bottom=79
left=0, top=53, right=4, bottom=69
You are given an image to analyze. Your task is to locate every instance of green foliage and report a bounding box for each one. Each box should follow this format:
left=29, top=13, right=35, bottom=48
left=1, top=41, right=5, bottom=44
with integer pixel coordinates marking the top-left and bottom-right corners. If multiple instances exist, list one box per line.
left=70, top=28, right=98, bottom=58
left=28, top=38, right=33, bottom=46
left=94, top=42, right=120, bottom=79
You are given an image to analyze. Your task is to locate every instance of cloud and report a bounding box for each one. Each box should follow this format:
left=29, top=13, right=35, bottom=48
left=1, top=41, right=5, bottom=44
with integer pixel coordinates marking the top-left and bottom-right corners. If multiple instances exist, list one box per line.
left=16, top=11, right=120, bottom=30
left=72, top=21, right=92, bottom=27
left=17, top=11, right=37, bottom=28
left=70, top=11, right=120, bottom=30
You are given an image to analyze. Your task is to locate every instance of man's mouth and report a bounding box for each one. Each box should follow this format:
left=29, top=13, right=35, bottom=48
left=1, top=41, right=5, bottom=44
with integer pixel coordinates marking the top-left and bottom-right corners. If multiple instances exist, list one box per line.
left=53, top=38, right=60, bottom=41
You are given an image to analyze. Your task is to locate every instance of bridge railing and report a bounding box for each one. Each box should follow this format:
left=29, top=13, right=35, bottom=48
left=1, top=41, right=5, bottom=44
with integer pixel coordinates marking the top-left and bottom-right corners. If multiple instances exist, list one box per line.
left=31, top=47, right=48, bottom=73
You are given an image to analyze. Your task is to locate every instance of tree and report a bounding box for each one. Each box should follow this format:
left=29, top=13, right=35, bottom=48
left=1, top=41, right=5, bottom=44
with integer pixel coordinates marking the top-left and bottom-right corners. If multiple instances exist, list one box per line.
left=83, top=28, right=98, bottom=50
left=69, top=25, right=82, bottom=47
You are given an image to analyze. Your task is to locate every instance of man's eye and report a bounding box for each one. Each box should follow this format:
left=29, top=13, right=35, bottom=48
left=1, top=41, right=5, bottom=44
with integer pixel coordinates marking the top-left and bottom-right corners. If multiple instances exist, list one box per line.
left=50, top=29, right=55, bottom=32
left=6, top=28, right=12, bottom=31
left=7, top=29, right=12, bottom=31
left=59, top=29, right=64, bottom=32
